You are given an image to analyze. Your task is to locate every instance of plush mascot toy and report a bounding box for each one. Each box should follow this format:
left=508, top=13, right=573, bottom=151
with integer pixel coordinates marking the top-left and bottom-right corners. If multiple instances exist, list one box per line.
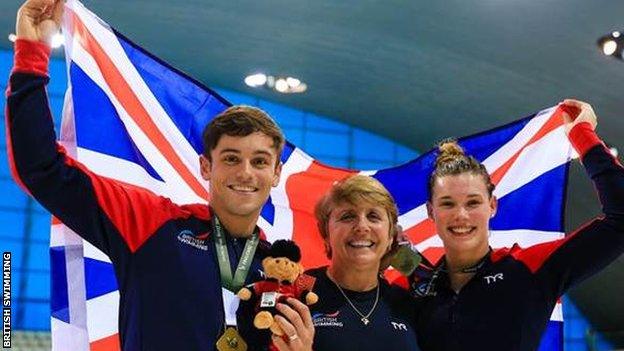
left=237, top=239, right=318, bottom=336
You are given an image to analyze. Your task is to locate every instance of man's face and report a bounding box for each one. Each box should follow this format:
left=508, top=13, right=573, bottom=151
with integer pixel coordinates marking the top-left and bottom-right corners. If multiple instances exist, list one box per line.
left=200, top=132, right=282, bottom=225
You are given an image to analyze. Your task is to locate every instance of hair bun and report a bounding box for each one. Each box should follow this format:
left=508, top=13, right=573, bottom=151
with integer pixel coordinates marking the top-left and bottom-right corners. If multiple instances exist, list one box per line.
left=435, top=139, right=465, bottom=167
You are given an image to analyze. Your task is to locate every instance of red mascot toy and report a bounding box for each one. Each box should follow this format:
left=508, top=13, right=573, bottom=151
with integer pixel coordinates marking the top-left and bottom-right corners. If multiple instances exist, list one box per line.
left=237, top=239, right=318, bottom=336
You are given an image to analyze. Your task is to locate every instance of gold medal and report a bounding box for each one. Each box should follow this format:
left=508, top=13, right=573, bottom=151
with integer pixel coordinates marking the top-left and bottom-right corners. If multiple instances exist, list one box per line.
left=216, top=327, right=247, bottom=351
left=390, top=243, right=422, bottom=276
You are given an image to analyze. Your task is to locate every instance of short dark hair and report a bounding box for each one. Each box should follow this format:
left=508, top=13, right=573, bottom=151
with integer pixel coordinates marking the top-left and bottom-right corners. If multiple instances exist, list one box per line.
left=428, top=139, right=495, bottom=201
left=202, top=105, right=285, bottom=164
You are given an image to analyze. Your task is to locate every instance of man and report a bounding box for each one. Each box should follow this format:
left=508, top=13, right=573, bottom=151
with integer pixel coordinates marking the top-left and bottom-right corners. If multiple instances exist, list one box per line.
left=7, top=0, right=310, bottom=349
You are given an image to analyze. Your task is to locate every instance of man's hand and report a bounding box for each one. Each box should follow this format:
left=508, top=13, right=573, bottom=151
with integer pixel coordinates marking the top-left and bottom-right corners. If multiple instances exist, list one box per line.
left=16, top=0, right=64, bottom=46
left=560, top=99, right=598, bottom=136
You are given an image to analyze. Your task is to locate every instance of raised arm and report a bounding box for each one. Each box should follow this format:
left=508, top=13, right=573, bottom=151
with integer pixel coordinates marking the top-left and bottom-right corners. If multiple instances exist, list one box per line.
left=7, top=0, right=190, bottom=261
left=510, top=100, right=624, bottom=299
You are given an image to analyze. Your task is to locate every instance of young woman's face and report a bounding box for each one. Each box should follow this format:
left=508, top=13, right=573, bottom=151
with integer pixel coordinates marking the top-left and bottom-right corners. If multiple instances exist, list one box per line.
left=428, top=173, right=497, bottom=258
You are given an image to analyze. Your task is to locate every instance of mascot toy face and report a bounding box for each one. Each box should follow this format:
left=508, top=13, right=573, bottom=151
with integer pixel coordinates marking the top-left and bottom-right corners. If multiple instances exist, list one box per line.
left=261, top=256, right=303, bottom=283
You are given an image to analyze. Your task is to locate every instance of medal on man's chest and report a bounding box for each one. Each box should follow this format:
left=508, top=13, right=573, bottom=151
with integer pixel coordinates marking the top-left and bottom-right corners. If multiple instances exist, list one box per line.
left=216, top=327, right=247, bottom=351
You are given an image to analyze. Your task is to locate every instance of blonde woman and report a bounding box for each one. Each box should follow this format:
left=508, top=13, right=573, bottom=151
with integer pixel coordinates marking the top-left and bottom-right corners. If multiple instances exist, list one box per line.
left=273, top=175, right=421, bottom=351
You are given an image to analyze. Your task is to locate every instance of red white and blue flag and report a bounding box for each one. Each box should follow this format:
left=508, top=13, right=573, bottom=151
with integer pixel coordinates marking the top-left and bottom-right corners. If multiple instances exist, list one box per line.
left=51, top=0, right=574, bottom=350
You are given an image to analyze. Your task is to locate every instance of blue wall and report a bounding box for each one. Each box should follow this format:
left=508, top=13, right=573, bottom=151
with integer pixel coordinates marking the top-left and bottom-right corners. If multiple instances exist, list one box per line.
left=563, top=297, right=614, bottom=351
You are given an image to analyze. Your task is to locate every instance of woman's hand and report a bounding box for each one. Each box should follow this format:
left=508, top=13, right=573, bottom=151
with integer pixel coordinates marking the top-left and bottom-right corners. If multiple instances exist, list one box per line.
left=560, top=99, right=598, bottom=136
left=271, top=298, right=315, bottom=351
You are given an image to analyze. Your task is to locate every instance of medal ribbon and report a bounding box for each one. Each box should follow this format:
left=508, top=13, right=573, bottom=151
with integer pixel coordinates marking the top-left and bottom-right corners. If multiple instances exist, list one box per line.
left=213, top=216, right=260, bottom=293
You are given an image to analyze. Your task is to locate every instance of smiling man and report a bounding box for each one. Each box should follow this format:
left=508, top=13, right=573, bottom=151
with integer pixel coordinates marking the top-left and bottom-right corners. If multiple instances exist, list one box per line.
left=5, top=0, right=312, bottom=350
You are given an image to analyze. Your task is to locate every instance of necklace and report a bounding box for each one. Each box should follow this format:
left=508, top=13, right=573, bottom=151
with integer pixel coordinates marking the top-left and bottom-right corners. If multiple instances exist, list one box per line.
left=442, top=249, right=491, bottom=274
left=328, top=273, right=380, bottom=326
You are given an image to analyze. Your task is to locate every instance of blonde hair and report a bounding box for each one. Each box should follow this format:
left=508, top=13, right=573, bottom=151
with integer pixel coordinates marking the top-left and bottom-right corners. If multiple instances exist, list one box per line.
left=315, top=175, right=398, bottom=258
left=428, top=139, right=495, bottom=200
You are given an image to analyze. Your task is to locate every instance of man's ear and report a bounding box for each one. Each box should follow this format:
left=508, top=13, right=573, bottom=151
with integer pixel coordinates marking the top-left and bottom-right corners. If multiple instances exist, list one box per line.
left=272, top=162, right=283, bottom=187
left=199, top=155, right=212, bottom=181
left=426, top=202, right=434, bottom=220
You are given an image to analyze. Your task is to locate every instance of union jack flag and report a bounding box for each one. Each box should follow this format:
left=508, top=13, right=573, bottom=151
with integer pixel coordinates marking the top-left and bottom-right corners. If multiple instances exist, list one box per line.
left=51, top=0, right=573, bottom=349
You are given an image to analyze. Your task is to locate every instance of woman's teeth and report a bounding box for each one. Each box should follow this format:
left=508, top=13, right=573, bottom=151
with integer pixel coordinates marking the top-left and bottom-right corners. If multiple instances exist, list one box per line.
left=348, top=240, right=374, bottom=248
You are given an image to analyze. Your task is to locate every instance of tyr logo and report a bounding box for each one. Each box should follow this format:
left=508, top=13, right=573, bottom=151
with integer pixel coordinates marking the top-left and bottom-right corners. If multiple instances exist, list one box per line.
left=483, top=273, right=504, bottom=284
left=391, top=322, right=408, bottom=331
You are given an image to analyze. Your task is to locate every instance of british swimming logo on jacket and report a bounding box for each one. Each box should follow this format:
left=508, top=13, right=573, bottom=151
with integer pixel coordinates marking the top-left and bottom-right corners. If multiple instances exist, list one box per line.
left=177, top=230, right=209, bottom=251
left=312, top=311, right=343, bottom=328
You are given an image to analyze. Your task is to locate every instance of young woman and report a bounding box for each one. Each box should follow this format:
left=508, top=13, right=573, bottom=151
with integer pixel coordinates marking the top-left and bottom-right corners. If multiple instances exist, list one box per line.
left=413, top=99, right=624, bottom=351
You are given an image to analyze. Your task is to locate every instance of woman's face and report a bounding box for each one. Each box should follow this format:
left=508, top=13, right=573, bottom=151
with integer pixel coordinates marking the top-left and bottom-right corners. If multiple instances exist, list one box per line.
left=326, top=201, right=393, bottom=270
left=427, top=173, right=497, bottom=259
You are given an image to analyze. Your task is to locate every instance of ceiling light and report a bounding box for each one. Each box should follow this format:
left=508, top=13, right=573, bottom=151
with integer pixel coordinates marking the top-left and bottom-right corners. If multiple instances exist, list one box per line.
left=597, top=31, right=624, bottom=60
left=274, top=78, right=289, bottom=93
left=286, top=77, right=301, bottom=88
left=244, top=73, right=267, bottom=87
left=244, top=73, right=307, bottom=94
left=602, top=40, right=617, bottom=56
left=285, top=81, right=307, bottom=93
